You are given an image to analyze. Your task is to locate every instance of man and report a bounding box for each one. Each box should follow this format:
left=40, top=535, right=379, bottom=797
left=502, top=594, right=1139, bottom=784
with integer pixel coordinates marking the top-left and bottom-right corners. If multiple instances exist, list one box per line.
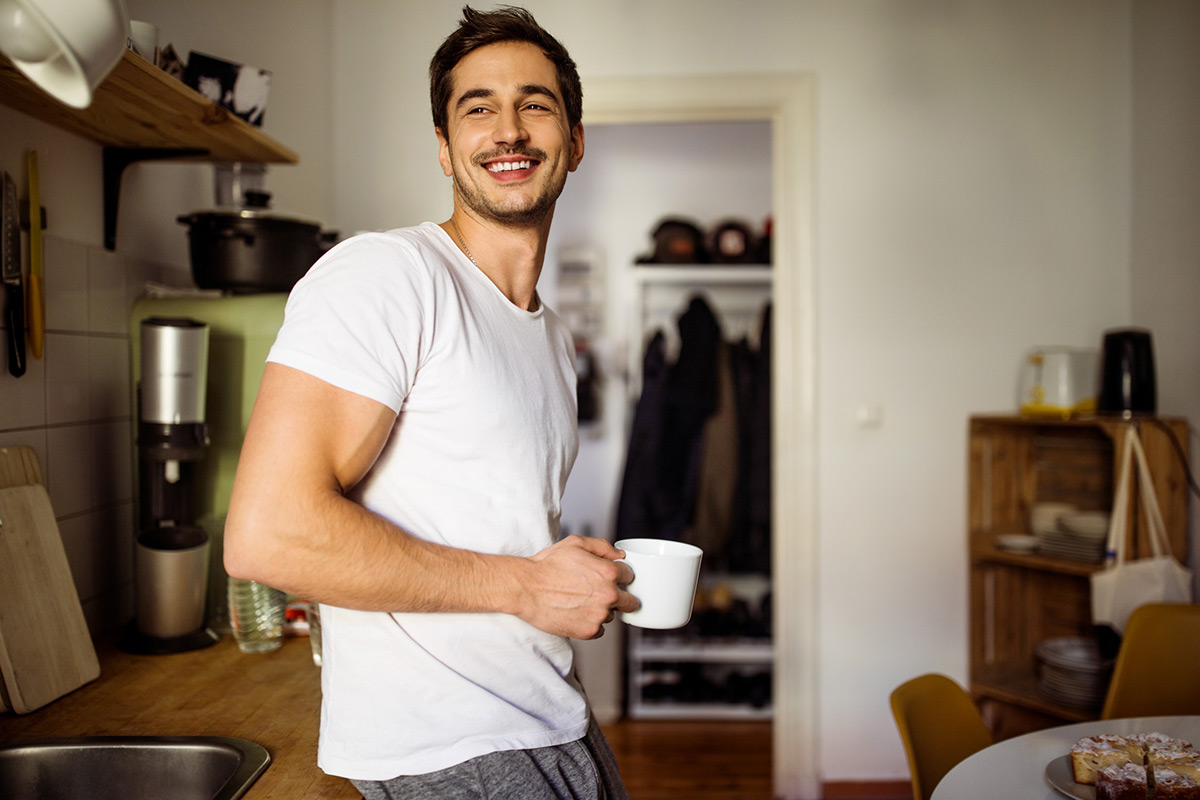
left=224, top=6, right=637, bottom=798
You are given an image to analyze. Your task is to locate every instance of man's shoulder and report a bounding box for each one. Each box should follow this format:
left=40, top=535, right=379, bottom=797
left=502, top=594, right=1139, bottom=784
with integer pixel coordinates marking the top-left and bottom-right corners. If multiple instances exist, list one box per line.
left=331, top=222, right=445, bottom=259
left=311, top=222, right=453, bottom=282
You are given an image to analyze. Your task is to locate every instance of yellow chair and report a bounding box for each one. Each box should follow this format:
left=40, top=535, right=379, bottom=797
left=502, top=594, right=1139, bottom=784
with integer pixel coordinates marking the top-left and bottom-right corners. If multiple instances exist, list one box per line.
left=1101, top=603, right=1200, bottom=719
left=890, top=673, right=994, bottom=800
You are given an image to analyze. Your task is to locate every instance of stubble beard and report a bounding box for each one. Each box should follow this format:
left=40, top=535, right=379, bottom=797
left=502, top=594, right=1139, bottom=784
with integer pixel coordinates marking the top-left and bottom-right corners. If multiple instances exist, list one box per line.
left=452, top=146, right=565, bottom=228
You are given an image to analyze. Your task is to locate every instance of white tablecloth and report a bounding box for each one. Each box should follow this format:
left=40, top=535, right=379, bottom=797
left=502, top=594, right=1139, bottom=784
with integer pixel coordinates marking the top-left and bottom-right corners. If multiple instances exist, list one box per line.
left=931, top=716, right=1200, bottom=800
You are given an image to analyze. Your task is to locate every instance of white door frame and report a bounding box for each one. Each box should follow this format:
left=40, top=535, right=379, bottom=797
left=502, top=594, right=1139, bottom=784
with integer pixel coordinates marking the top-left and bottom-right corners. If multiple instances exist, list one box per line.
left=583, top=74, right=820, bottom=799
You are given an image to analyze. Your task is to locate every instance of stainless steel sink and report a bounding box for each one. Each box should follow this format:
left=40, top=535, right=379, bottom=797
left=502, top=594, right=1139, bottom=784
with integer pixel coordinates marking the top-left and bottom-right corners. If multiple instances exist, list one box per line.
left=0, top=736, right=271, bottom=800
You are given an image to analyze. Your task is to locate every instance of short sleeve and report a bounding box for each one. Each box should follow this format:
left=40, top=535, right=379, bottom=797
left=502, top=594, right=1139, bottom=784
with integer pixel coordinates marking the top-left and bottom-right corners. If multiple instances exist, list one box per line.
left=267, top=233, right=432, bottom=413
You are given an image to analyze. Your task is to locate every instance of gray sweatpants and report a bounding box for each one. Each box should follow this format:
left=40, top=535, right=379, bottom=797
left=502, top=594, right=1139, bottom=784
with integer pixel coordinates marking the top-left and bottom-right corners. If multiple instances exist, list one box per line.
left=351, top=717, right=630, bottom=800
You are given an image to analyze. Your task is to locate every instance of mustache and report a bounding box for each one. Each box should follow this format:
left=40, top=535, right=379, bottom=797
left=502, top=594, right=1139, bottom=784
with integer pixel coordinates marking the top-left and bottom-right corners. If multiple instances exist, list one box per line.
left=472, top=146, right=548, bottom=166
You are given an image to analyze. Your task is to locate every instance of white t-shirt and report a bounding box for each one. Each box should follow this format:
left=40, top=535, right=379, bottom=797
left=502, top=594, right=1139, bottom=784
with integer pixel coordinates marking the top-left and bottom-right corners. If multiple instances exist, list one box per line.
left=266, top=222, right=584, bottom=780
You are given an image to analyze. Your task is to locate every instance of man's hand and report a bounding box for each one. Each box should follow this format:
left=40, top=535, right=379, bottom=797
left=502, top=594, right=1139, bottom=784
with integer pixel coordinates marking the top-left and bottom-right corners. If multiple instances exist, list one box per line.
left=515, top=535, right=639, bottom=640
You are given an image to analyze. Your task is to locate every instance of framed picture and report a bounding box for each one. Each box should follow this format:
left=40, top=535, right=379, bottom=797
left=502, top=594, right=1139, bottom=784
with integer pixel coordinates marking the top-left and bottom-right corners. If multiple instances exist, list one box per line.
left=184, top=51, right=271, bottom=127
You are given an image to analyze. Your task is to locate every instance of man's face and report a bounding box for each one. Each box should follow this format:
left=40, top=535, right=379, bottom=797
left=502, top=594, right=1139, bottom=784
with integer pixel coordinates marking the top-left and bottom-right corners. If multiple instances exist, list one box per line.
left=437, top=41, right=584, bottom=227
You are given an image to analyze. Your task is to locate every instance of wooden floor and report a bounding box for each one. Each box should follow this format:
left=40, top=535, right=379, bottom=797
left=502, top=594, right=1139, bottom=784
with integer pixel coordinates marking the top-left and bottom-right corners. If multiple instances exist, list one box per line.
left=601, top=720, right=773, bottom=800
left=600, top=720, right=912, bottom=800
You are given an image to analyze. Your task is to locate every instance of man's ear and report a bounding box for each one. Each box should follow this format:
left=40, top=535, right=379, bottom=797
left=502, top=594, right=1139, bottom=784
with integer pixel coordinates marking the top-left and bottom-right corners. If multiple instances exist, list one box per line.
left=436, top=127, right=454, bottom=177
left=568, top=123, right=585, bottom=172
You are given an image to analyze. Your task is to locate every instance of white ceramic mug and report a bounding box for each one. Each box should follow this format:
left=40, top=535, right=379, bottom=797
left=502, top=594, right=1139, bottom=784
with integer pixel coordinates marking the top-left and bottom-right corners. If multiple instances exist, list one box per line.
left=615, top=538, right=703, bottom=629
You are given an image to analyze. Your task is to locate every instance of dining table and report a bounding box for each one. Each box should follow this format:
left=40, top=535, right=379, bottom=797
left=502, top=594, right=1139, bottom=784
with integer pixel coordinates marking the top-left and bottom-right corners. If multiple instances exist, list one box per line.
left=930, top=715, right=1200, bottom=799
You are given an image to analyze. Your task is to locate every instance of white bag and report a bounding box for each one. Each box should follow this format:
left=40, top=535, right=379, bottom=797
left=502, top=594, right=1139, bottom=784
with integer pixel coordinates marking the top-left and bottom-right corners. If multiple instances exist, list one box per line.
left=1090, top=426, right=1193, bottom=635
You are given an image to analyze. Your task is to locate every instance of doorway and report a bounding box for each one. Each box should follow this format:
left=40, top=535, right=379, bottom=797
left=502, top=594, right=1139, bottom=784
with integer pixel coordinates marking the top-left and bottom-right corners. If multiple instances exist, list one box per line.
left=557, top=74, right=818, bottom=799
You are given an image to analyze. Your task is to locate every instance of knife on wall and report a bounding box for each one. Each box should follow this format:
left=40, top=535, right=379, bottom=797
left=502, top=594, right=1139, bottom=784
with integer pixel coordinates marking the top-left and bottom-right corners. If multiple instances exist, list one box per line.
left=2, top=171, right=25, bottom=378
left=26, top=151, right=43, bottom=360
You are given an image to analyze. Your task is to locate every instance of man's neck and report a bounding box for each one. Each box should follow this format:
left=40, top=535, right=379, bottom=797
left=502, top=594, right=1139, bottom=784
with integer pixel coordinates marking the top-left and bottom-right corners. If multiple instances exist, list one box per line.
left=443, top=210, right=552, bottom=312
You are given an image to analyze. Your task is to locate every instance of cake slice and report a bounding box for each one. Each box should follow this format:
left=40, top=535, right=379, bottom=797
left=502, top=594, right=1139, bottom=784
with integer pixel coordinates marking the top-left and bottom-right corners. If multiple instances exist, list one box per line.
left=1129, top=733, right=1195, bottom=757
left=1096, top=763, right=1149, bottom=800
left=1155, top=766, right=1200, bottom=799
left=1075, top=735, right=1136, bottom=784
left=1146, top=742, right=1200, bottom=768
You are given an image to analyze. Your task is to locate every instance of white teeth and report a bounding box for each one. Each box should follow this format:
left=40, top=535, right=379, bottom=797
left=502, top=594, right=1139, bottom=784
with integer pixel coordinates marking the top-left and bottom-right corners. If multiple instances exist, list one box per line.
left=488, top=160, right=532, bottom=172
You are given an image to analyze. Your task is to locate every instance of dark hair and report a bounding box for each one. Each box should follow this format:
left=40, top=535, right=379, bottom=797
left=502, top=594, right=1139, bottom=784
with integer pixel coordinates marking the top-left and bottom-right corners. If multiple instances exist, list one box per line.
left=429, top=5, right=582, bottom=135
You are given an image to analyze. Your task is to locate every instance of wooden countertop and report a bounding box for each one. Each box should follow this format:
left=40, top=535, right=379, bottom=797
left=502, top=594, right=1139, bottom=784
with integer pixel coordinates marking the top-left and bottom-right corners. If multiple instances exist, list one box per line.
left=0, top=634, right=358, bottom=799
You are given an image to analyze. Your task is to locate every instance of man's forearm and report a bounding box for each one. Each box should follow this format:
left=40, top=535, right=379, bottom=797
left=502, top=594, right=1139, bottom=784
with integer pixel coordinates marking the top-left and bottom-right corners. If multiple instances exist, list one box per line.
left=224, top=483, right=527, bottom=616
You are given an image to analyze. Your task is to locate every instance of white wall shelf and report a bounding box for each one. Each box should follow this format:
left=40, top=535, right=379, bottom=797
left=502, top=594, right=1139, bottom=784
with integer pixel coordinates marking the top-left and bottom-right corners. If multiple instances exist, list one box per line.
left=631, top=636, right=774, bottom=664
left=633, top=265, right=773, bottom=284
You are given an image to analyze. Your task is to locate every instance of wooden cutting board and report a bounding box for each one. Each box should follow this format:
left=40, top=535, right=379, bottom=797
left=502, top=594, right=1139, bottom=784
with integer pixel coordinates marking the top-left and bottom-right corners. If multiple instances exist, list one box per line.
left=0, top=445, right=43, bottom=713
left=0, top=458, right=100, bottom=713
left=0, top=445, right=42, bottom=489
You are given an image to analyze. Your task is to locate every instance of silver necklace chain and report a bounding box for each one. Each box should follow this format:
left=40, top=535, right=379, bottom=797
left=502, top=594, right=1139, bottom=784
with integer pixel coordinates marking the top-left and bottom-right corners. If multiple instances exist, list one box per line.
left=450, top=217, right=479, bottom=268
left=448, top=217, right=539, bottom=310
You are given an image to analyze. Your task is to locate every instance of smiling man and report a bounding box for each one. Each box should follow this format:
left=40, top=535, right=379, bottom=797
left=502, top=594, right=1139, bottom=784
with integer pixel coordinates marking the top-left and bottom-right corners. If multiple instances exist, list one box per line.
left=223, top=6, right=635, bottom=799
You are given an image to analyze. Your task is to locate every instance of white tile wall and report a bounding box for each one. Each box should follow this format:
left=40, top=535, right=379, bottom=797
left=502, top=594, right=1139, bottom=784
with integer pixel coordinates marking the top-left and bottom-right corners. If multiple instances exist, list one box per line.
left=45, top=334, right=91, bottom=423
left=88, top=247, right=129, bottom=335
left=0, top=350, right=46, bottom=429
left=1, top=234, right=174, bottom=638
left=90, top=337, right=131, bottom=419
left=43, top=237, right=88, bottom=331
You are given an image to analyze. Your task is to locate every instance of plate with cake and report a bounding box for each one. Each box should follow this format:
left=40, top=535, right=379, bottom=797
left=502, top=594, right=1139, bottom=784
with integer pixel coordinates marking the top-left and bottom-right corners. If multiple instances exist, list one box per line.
left=1046, top=732, right=1200, bottom=799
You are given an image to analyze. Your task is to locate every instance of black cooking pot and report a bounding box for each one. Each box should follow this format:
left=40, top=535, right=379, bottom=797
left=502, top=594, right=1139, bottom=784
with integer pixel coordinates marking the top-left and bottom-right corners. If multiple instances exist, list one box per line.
left=178, top=194, right=337, bottom=293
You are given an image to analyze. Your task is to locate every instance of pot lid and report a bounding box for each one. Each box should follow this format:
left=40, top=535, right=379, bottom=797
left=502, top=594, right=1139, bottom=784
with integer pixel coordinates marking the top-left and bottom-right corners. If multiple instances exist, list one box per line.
left=185, top=206, right=323, bottom=227
left=181, top=190, right=323, bottom=228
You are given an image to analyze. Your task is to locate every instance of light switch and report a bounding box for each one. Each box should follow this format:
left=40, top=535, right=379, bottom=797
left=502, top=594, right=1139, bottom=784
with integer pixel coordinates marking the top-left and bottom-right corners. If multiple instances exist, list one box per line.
left=855, top=403, right=883, bottom=429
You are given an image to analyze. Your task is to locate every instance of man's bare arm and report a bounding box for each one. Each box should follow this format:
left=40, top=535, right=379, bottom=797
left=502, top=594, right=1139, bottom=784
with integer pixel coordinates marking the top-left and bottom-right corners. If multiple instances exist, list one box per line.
left=223, top=362, right=636, bottom=639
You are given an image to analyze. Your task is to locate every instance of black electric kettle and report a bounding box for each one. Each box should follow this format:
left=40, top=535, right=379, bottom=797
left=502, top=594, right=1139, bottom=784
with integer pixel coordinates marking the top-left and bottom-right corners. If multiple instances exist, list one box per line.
left=1097, top=328, right=1156, bottom=417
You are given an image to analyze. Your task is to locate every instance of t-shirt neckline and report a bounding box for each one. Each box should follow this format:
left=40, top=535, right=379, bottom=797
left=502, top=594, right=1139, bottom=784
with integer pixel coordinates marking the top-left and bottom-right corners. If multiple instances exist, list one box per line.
left=429, top=222, right=545, bottom=318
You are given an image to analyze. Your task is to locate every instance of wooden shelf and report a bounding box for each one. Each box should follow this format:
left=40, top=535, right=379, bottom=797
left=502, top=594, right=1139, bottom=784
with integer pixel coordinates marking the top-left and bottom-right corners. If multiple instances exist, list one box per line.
left=0, top=50, right=297, bottom=162
left=968, top=415, right=1189, bottom=563
left=970, top=531, right=1104, bottom=578
left=1, top=50, right=298, bottom=249
left=967, top=414, right=1191, bottom=739
left=971, top=663, right=1095, bottom=723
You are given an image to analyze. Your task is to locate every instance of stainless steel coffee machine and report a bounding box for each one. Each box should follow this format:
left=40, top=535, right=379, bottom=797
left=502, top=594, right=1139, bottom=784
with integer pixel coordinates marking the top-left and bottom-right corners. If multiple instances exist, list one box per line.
left=121, top=317, right=220, bottom=654
left=138, top=317, right=210, bottom=528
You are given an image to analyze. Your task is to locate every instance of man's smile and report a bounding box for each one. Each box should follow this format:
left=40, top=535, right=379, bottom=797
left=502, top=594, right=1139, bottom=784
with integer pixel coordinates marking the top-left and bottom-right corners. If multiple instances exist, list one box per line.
left=486, top=158, right=535, bottom=173
left=473, top=148, right=548, bottom=181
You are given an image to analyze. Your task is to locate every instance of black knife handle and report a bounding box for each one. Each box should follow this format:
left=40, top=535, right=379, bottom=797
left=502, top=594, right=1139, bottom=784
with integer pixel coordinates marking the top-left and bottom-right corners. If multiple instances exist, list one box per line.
left=5, top=281, right=25, bottom=377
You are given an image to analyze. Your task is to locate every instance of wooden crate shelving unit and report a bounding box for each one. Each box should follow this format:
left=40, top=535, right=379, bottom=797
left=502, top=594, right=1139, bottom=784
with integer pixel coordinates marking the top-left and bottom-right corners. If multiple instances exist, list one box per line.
left=967, top=414, right=1190, bottom=740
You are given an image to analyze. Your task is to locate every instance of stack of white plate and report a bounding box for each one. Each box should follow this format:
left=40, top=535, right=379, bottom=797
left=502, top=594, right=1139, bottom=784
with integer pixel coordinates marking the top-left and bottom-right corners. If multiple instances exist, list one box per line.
left=1035, top=510, right=1110, bottom=563
left=1036, top=636, right=1113, bottom=710
left=996, top=533, right=1039, bottom=553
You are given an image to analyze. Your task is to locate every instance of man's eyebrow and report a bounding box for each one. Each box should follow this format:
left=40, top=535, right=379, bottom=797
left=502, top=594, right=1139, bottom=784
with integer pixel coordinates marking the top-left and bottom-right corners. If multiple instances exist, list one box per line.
left=454, top=84, right=561, bottom=111
left=520, top=84, right=560, bottom=101
left=455, top=88, right=495, bottom=110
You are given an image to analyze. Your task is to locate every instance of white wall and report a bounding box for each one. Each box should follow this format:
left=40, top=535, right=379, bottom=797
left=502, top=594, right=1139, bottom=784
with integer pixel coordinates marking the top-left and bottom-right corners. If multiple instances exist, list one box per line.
left=1130, top=3, right=1200, bottom=470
